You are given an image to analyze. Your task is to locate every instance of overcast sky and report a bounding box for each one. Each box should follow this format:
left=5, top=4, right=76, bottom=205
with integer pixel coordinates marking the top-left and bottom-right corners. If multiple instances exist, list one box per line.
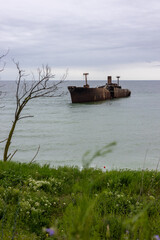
left=1, top=0, right=160, bottom=80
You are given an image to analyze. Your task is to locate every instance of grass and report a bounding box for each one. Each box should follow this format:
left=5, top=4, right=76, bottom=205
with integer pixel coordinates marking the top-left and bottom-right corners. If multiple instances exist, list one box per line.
left=0, top=161, right=160, bottom=239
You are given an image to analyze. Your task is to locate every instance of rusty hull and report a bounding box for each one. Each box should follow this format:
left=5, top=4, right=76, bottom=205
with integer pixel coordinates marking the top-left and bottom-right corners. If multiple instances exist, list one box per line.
left=68, top=85, right=131, bottom=103
left=114, top=87, right=131, bottom=98
left=68, top=86, right=111, bottom=103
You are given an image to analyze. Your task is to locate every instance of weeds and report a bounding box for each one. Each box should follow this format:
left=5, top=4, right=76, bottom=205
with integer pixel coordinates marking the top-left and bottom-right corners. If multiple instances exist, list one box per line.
left=82, top=142, right=116, bottom=168
left=0, top=161, right=160, bottom=239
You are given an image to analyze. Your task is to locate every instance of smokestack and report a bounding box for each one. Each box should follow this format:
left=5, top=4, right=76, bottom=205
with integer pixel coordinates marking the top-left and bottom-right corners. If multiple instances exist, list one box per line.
left=108, top=76, right=112, bottom=84
left=116, top=76, right=120, bottom=86
left=83, top=73, right=89, bottom=88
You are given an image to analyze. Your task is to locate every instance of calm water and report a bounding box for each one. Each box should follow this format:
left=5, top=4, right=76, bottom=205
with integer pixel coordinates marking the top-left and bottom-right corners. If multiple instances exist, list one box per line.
left=0, top=80, right=160, bottom=170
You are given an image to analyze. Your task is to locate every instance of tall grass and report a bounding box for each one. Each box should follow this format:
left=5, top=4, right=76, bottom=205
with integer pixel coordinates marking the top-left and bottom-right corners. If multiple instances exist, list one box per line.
left=0, top=161, right=160, bottom=239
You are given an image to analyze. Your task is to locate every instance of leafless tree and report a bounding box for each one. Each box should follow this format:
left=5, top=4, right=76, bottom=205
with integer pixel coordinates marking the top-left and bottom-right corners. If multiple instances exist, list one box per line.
left=3, top=61, right=66, bottom=162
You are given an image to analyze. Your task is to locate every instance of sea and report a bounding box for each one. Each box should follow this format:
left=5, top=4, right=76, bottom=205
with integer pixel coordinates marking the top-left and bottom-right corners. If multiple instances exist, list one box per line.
left=0, top=80, right=160, bottom=170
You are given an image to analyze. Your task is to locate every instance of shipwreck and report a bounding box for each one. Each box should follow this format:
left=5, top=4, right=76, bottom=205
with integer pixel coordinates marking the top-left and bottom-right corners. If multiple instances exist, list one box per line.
left=68, top=73, right=131, bottom=103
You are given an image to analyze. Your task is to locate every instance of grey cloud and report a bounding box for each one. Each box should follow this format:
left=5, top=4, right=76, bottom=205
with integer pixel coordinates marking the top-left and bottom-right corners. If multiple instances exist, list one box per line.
left=1, top=0, right=160, bottom=79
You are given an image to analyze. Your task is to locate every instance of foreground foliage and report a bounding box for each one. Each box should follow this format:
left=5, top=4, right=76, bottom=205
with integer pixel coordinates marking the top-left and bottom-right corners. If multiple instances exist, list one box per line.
left=0, top=161, right=160, bottom=239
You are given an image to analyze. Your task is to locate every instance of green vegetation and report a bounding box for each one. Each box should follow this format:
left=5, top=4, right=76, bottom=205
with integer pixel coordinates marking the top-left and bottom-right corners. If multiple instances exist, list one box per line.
left=0, top=161, right=160, bottom=239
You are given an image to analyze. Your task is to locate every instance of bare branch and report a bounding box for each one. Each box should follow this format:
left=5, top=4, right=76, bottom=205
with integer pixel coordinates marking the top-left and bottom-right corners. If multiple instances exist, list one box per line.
left=0, top=49, right=9, bottom=60
left=30, top=145, right=40, bottom=164
left=8, top=149, right=18, bottom=161
left=0, top=138, right=8, bottom=144
left=12, top=60, right=26, bottom=114
left=0, top=62, right=6, bottom=73
left=0, top=49, right=9, bottom=72
left=7, top=153, right=11, bottom=160
left=3, top=61, right=66, bottom=162
left=18, top=115, right=34, bottom=120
